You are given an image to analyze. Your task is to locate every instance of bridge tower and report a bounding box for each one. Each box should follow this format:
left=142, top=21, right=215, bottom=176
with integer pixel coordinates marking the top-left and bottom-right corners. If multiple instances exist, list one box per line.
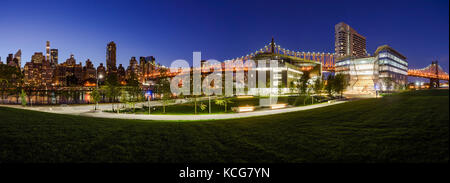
left=270, top=37, right=275, bottom=54
left=430, top=61, right=440, bottom=88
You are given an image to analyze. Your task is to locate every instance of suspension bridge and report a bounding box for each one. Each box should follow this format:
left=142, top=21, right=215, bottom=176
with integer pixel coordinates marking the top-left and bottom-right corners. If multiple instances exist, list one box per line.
left=408, top=61, right=449, bottom=87
left=226, top=39, right=449, bottom=86
left=226, top=38, right=336, bottom=72
left=153, top=38, right=449, bottom=87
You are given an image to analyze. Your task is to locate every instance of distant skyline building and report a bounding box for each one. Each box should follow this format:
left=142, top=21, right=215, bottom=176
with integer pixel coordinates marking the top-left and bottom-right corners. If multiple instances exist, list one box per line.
left=65, top=54, right=76, bottom=65
left=5, top=50, right=22, bottom=69
left=127, top=56, right=140, bottom=79
left=6, top=54, right=13, bottom=66
left=335, top=22, right=367, bottom=59
left=46, top=41, right=50, bottom=62
left=14, top=49, right=21, bottom=67
left=50, top=49, right=58, bottom=64
left=96, top=63, right=106, bottom=82
left=82, top=59, right=96, bottom=82
left=106, top=41, right=117, bottom=73
left=31, top=52, right=44, bottom=64
left=11, top=49, right=21, bottom=69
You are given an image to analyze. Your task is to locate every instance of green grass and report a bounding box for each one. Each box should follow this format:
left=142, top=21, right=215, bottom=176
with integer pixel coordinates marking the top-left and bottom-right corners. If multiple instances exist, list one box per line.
left=116, top=96, right=320, bottom=115
left=0, top=90, right=448, bottom=163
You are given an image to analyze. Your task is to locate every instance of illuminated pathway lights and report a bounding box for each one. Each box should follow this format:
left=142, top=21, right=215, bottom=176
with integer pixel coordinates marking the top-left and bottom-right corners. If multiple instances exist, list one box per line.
left=270, top=103, right=287, bottom=109
left=237, top=106, right=255, bottom=113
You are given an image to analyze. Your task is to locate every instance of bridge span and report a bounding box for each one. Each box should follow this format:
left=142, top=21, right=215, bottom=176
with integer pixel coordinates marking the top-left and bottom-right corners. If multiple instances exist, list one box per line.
left=408, top=61, right=449, bottom=87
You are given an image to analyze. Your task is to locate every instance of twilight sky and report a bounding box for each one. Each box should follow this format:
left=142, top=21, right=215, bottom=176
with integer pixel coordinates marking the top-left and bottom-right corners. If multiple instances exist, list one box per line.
left=0, top=0, right=448, bottom=73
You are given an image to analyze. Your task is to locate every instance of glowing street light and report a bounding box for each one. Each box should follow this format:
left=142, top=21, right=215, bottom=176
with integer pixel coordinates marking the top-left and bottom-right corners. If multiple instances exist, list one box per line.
left=95, top=70, right=104, bottom=110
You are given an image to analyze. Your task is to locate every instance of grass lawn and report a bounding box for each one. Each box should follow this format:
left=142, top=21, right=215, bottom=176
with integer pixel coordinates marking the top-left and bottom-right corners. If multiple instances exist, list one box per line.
left=118, top=95, right=320, bottom=115
left=0, top=89, right=448, bottom=163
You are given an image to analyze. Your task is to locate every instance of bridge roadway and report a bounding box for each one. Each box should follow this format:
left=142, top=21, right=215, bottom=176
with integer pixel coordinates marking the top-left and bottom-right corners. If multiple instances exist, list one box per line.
left=1, top=99, right=347, bottom=121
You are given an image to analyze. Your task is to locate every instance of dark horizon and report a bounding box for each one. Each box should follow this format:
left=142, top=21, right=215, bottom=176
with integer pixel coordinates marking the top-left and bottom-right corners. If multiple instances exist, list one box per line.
left=0, top=0, right=448, bottom=73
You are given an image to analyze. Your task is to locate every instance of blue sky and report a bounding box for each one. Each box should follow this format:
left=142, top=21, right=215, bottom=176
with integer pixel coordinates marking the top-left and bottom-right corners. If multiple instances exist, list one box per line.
left=0, top=0, right=448, bottom=73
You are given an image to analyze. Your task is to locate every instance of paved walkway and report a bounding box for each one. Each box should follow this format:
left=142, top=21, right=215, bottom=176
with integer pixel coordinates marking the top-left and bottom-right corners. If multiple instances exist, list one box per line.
left=0, top=100, right=347, bottom=121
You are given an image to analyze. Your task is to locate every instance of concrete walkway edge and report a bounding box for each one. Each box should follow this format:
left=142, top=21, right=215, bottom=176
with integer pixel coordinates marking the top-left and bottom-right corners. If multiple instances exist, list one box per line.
left=1, top=101, right=347, bottom=121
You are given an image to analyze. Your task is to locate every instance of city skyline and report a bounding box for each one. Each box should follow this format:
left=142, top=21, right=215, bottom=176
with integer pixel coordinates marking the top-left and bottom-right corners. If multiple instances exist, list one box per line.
left=0, top=0, right=448, bottom=169
left=0, top=0, right=449, bottom=72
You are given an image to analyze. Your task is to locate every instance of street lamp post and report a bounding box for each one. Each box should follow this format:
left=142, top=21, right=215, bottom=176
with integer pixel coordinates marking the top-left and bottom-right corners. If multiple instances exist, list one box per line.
left=95, top=70, right=103, bottom=111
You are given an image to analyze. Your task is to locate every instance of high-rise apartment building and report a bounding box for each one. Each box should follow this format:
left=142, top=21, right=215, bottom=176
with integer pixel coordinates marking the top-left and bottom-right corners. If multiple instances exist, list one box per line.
left=82, top=59, right=96, bottom=82
left=6, top=54, right=13, bottom=65
left=127, top=56, right=140, bottom=79
left=31, top=52, right=45, bottom=64
left=5, top=50, right=21, bottom=68
left=335, top=22, right=367, bottom=59
left=96, top=63, right=106, bottom=82
left=106, top=41, right=117, bottom=73
left=117, top=64, right=126, bottom=83
left=14, top=49, right=21, bottom=68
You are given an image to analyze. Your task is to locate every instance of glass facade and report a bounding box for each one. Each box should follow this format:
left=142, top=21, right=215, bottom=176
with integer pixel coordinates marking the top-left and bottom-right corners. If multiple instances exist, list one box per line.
left=335, top=45, right=408, bottom=93
left=376, top=47, right=408, bottom=90
left=336, top=57, right=378, bottom=93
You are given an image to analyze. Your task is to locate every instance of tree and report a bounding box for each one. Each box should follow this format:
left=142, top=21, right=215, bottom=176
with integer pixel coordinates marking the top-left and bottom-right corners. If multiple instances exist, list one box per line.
left=303, top=81, right=314, bottom=105
left=119, top=88, right=129, bottom=112
left=0, top=64, right=22, bottom=104
left=154, top=68, right=172, bottom=113
left=325, top=74, right=334, bottom=97
left=0, top=79, right=8, bottom=104
left=333, top=74, right=348, bottom=98
left=23, top=84, right=35, bottom=105
left=313, top=77, right=324, bottom=96
left=199, top=102, right=207, bottom=112
left=215, top=97, right=233, bottom=112
left=90, top=87, right=101, bottom=110
left=103, top=72, right=120, bottom=111
left=20, top=89, right=27, bottom=106
left=289, top=80, right=296, bottom=94
left=297, top=72, right=310, bottom=95
left=126, top=72, right=143, bottom=113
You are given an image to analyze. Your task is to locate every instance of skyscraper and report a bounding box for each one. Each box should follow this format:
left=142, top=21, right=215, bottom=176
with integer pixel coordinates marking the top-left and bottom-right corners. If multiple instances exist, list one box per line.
left=6, top=54, right=13, bottom=65
left=5, top=50, right=21, bottom=68
left=106, top=41, right=117, bottom=73
left=50, top=49, right=58, bottom=64
left=13, top=49, right=21, bottom=69
left=335, top=22, right=367, bottom=59
left=46, top=41, right=50, bottom=61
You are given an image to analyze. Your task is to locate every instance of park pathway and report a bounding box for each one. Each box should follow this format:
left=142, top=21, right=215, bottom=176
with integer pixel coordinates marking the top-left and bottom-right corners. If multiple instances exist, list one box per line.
left=1, top=100, right=347, bottom=121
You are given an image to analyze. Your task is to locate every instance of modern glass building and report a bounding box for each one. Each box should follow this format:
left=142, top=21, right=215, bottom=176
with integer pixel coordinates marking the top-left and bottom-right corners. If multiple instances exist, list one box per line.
left=335, top=45, right=408, bottom=93
left=335, top=56, right=378, bottom=93
left=374, top=45, right=408, bottom=90
left=248, top=52, right=322, bottom=95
